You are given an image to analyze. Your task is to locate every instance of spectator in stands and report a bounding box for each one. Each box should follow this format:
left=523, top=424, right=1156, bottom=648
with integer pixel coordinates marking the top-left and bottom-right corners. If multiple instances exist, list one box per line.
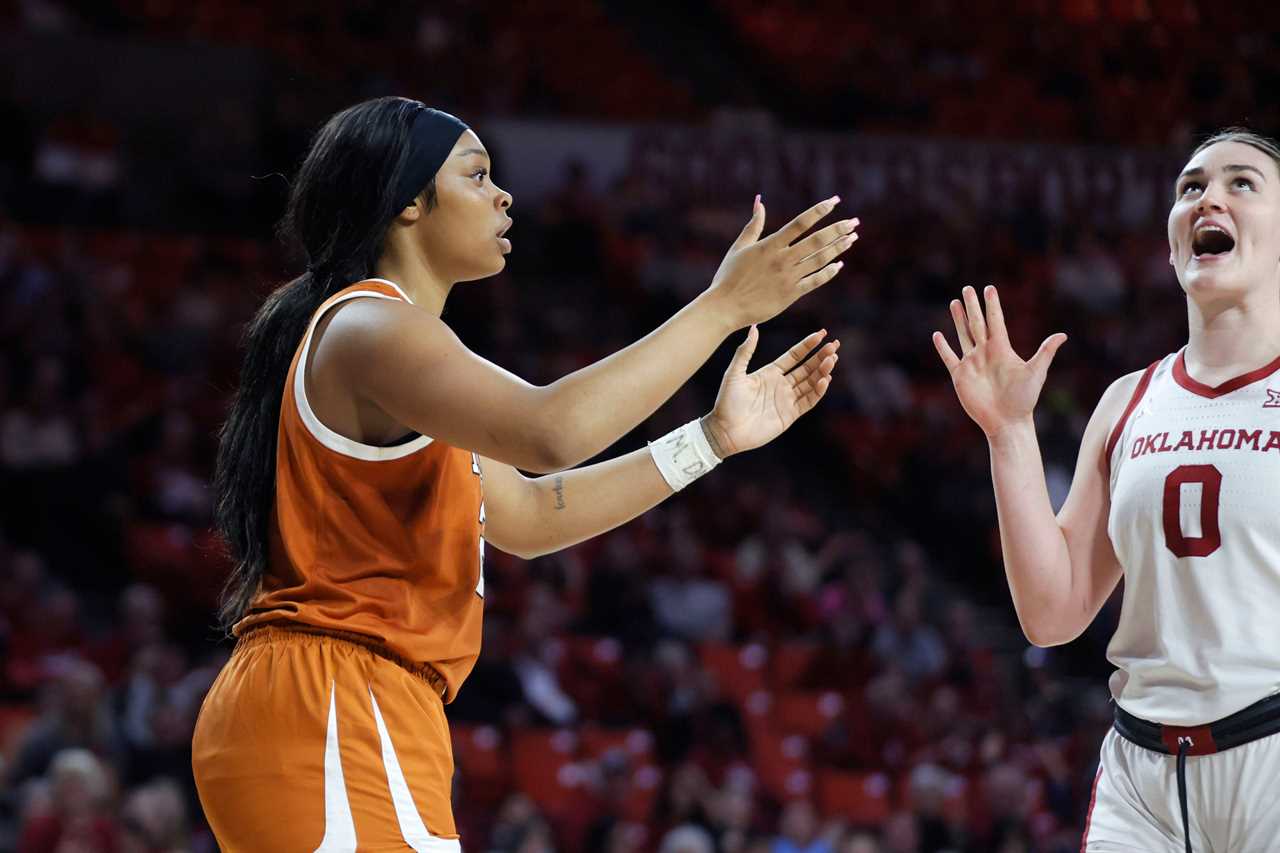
left=839, top=831, right=883, bottom=853
left=871, top=587, right=947, bottom=684
left=906, top=762, right=962, bottom=852
left=979, top=763, right=1034, bottom=851
left=16, top=748, right=120, bottom=853
left=0, top=356, right=80, bottom=471
left=6, top=658, right=122, bottom=788
left=90, top=583, right=167, bottom=685
left=660, top=823, right=716, bottom=853
left=770, top=799, right=835, bottom=853
left=118, top=778, right=190, bottom=853
left=488, top=794, right=556, bottom=853
left=880, top=812, right=919, bottom=853
left=650, top=522, right=732, bottom=643
left=5, top=585, right=89, bottom=695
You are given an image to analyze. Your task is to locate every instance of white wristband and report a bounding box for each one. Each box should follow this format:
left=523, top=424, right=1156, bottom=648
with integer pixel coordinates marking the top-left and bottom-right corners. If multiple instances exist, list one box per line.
left=648, top=419, right=722, bottom=492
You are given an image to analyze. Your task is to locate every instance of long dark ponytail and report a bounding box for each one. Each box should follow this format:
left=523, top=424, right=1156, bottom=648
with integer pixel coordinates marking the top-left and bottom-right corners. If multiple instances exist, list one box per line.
left=213, top=96, right=438, bottom=631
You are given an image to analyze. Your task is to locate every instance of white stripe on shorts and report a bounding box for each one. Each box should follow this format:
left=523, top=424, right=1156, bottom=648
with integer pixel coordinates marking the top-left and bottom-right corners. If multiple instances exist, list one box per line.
left=369, top=686, right=460, bottom=852
left=314, top=681, right=357, bottom=852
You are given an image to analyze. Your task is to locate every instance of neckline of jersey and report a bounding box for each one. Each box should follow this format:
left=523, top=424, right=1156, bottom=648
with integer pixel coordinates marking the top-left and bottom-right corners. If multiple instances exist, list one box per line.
left=362, top=277, right=414, bottom=305
left=1173, top=347, right=1280, bottom=398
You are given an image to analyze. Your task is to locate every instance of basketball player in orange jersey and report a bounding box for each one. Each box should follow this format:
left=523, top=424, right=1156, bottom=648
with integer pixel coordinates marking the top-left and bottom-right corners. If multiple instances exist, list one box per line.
left=934, top=129, right=1280, bottom=852
left=192, top=96, right=858, bottom=851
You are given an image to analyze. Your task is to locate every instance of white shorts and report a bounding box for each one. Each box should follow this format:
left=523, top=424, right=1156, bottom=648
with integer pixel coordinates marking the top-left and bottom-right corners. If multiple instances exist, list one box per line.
left=1083, top=727, right=1280, bottom=852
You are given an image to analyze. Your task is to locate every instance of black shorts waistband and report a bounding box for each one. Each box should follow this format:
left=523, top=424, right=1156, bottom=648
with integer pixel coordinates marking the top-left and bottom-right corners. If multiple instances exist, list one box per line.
left=1113, top=692, right=1280, bottom=757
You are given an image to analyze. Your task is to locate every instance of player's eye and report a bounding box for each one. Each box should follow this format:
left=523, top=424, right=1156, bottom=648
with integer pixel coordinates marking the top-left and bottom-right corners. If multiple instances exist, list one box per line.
left=1180, top=181, right=1203, bottom=196
left=472, top=168, right=488, bottom=184
left=1233, top=177, right=1255, bottom=191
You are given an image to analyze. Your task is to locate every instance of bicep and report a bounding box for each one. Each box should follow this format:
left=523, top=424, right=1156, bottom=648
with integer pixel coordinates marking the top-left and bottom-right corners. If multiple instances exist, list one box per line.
left=1055, top=372, right=1142, bottom=626
left=330, top=300, right=562, bottom=471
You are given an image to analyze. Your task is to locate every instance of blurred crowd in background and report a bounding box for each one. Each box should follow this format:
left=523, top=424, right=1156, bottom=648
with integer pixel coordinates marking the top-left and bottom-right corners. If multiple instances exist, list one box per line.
left=0, top=1, right=1272, bottom=851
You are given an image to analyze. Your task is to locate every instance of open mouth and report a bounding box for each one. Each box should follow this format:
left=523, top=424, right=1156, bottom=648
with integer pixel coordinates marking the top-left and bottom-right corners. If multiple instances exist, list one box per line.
left=1192, top=225, right=1235, bottom=258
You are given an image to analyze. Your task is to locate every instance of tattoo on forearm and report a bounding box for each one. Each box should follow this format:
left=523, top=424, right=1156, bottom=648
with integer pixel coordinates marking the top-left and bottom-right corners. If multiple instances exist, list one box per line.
left=552, top=476, right=566, bottom=510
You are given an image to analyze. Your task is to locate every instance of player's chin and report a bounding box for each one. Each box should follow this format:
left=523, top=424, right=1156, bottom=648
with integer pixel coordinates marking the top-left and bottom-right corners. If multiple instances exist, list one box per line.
left=488, top=240, right=510, bottom=272
left=1183, top=268, right=1246, bottom=299
left=461, top=253, right=507, bottom=283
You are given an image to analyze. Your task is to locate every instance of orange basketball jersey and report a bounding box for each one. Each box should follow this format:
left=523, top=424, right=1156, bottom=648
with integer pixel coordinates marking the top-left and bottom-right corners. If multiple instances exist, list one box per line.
left=234, top=277, right=485, bottom=702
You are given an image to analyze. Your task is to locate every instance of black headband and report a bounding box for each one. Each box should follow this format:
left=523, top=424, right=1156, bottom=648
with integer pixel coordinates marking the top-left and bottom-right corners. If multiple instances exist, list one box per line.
left=392, top=105, right=469, bottom=212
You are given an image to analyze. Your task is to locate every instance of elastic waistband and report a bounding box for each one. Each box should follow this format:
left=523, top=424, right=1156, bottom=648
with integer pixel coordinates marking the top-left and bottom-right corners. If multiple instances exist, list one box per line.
left=1113, top=692, right=1280, bottom=757
left=237, top=622, right=448, bottom=699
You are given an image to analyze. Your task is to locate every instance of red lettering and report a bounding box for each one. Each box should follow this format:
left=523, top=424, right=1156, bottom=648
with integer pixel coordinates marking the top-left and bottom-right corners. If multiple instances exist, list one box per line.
left=1131, top=436, right=1146, bottom=459
left=1197, top=430, right=1219, bottom=450
left=1159, top=432, right=1173, bottom=452
left=1236, top=430, right=1262, bottom=451
left=1174, top=431, right=1195, bottom=451
left=1163, top=465, right=1223, bottom=558
left=1217, top=429, right=1236, bottom=449
left=1266, top=432, right=1280, bottom=452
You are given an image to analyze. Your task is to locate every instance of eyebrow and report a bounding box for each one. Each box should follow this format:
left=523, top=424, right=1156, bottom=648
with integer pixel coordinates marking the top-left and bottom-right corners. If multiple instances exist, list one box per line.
left=455, top=147, right=490, bottom=160
left=1176, top=164, right=1268, bottom=183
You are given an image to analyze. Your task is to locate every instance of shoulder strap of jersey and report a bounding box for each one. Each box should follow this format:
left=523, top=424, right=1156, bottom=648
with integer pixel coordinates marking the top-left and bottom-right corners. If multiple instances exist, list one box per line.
left=1104, top=360, right=1161, bottom=477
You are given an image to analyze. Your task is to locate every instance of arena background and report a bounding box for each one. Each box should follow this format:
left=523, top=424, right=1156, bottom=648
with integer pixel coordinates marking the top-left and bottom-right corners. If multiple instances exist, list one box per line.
left=1, top=3, right=1276, bottom=851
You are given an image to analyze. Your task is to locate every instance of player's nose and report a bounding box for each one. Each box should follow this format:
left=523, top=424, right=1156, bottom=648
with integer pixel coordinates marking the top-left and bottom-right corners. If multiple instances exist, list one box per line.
left=1195, top=185, right=1227, bottom=215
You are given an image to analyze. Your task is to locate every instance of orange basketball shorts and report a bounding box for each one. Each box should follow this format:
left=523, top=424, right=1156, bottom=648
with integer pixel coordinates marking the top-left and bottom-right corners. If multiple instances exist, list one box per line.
left=192, top=625, right=461, bottom=851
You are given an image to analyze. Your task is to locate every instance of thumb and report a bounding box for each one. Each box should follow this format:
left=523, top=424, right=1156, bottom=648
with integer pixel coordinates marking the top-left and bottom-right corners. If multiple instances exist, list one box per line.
left=731, top=194, right=765, bottom=250
left=729, top=325, right=759, bottom=374
left=1029, top=332, right=1068, bottom=377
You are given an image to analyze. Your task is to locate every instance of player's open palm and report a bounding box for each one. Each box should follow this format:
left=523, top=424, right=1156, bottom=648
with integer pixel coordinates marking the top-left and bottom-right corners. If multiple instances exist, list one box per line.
left=708, top=195, right=860, bottom=329
left=932, top=285, right=1067, bottom=438
left=703, top=327, right=839, bottom=456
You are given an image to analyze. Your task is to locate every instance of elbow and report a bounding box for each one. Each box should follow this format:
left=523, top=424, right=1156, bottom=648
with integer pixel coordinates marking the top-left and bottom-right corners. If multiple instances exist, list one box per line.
left=520, top=385, right=595, bottom=473
left=519, top=441, right=574, bottom=475
left=496, top=540, right=557, bottom=561
left=1020, top=617, right=1084, bottom=648
left=1023, top=628, right=1067, bottom=649
left=519, top=412, right=578, bottom=473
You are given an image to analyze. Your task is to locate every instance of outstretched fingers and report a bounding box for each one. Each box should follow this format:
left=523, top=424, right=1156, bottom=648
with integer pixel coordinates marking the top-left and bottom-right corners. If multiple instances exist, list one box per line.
left=932, top=331, right=961, bottom=372
left=788, top=341, right=839, bottom=389
left=949, top=298, right=975, bottom=353
left=728, top=324, right=761, bottom=374
left=790, top=217, right=860, bottom=264
left=790, top=349, right=838, bottom=412
left=773, top=195, right=841, bottom=246
left=1029, top=332, right=1069, bottom=377
left=961, top=285, right=987, bottom=345
left=772, top=330, right=829, bottom=374
left=798, top=258, right=845, bottom=294
left=795, top=230, right=859, bottom=279
left=731, top=194, right=767, bottom=250
left=983, top=285, right=1008, bottom=342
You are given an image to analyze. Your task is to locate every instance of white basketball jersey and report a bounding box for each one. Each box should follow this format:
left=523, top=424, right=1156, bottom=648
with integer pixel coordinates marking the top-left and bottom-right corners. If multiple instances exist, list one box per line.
left=1106, top=348, right=1280, bottom=726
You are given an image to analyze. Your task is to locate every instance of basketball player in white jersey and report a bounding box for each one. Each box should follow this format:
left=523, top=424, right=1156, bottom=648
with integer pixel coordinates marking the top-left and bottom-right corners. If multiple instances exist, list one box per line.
left=932, top=128, right=1280, bottom=853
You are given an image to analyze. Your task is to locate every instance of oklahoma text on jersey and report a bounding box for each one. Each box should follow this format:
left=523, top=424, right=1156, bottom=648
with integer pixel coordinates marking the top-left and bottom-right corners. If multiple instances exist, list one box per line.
left=1129, top=427, right=1280, bottom=457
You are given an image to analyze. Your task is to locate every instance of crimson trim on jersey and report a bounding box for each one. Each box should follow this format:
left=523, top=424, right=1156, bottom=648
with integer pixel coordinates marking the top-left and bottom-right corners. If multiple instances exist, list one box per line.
left=1104, top=360, right=1160, bottom=477
left=1172, top=348, right=1280, bottom=398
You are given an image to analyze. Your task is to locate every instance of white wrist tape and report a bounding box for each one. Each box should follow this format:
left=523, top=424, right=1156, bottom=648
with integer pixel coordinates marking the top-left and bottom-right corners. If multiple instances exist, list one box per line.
left=648, top=419, right=722, bottom=492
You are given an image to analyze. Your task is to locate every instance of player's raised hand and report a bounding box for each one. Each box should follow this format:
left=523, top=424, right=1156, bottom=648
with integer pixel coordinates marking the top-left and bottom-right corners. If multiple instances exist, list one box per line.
left=702, top=327, right=839, bottom=457
left=705, top=195, right=859, bottom=329
left=932, top=285, right=1067, bottom=438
